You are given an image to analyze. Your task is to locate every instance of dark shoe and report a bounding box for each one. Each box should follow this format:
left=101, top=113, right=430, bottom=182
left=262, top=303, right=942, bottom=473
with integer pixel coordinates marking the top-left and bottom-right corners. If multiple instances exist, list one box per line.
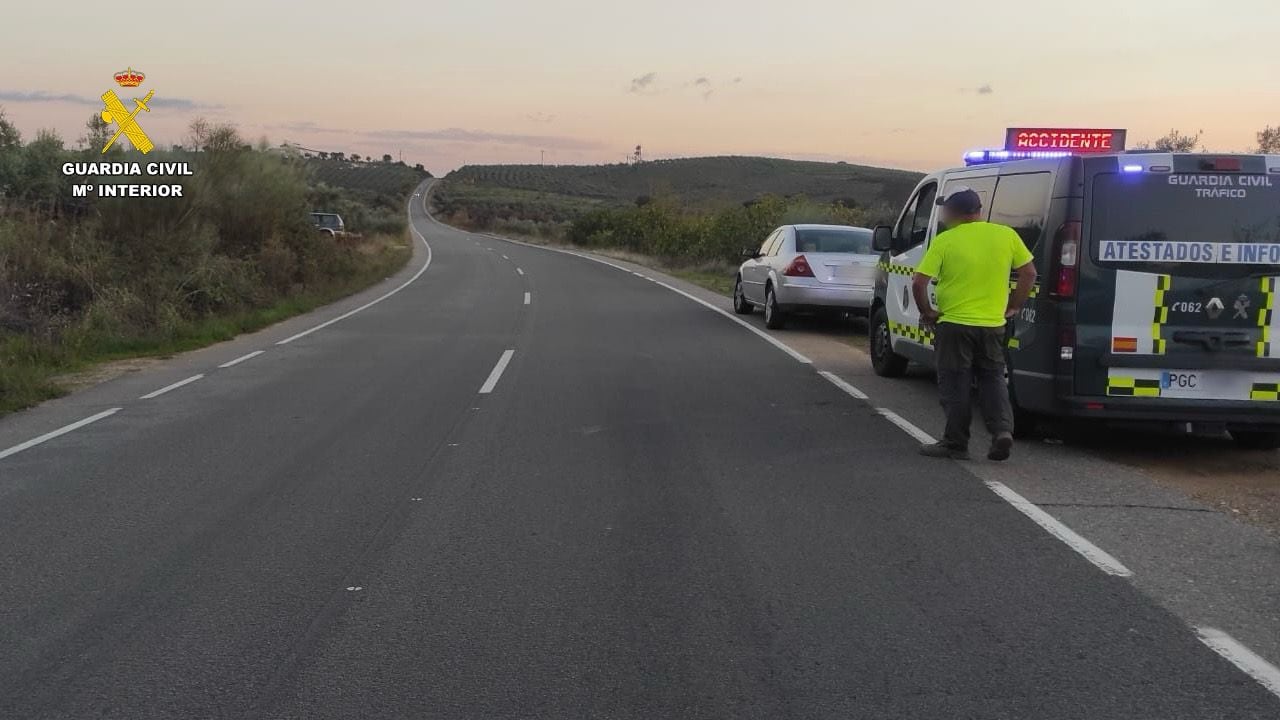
left=919, top=442, right=970, bottom=460
left=988, top=432, right=1014, bottom=461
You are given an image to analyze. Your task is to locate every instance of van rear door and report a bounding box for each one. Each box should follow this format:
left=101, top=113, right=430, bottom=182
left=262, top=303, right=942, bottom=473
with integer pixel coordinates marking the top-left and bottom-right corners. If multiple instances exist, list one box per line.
left=1077, top=155, right=1280, bottom=402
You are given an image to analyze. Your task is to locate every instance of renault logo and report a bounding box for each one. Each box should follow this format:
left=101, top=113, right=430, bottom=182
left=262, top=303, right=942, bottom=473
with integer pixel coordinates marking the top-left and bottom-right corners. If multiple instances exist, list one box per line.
left=1205, top=297, right=1224, bottom=319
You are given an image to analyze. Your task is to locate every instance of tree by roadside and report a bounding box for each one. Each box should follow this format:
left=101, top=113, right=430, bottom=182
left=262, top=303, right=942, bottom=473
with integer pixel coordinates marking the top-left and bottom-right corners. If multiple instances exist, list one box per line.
left=80, top=114, right=113, bottom=153
left=0, top=109, right=21, bottom=199
left=1139, top=129, right=1202, bottom=152
left=0, top=108, right=19, bottom=150
left=1257, top=126, right=1280, bottom=154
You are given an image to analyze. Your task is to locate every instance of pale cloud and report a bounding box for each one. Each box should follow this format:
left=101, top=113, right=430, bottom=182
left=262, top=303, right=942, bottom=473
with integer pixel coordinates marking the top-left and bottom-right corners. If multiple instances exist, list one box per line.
left=271, top=121, right=604, bottom=152
left=629, top=72, right=659, bottom=94
left=0, top=89, right=221, bottom=111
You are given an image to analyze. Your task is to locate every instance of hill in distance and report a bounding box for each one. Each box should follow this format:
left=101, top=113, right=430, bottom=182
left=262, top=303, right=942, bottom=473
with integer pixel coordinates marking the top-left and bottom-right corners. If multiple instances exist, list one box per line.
left=303, top=157, right=431, bottom=198
left=444, top=155, right=923, bottom=210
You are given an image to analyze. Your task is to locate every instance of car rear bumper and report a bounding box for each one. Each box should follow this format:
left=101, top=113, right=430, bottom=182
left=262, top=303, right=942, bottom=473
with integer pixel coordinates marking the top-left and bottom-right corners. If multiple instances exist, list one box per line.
left=776, top=281, right=873, bottom=311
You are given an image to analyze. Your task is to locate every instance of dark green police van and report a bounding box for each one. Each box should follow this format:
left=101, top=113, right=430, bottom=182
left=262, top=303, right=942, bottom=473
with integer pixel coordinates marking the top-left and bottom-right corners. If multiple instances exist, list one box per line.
left=870, top=151, right=1280, bottom=449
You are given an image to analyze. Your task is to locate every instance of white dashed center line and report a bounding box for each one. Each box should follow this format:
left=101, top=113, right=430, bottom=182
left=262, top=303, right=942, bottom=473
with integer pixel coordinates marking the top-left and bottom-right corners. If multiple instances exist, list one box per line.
left=478, top=350, right=515, bottom=394
left=524, top=292, right=531, bottom=305
left=140, top=374, right=205, bottom=400
left=516, top=268, right=524, bottom=276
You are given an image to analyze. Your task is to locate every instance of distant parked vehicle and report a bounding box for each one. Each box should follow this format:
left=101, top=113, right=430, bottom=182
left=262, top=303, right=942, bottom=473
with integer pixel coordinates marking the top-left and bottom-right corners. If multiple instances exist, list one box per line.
left=733, top=224, right=878, bottom=329
left=310, top=212, right=346, bottom=237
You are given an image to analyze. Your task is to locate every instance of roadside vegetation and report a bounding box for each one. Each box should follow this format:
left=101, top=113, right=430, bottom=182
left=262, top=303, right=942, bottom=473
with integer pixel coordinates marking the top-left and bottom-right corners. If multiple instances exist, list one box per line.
left=434, top=156, right=915, bottom=295
left=0, top=110, right=428, bottom=415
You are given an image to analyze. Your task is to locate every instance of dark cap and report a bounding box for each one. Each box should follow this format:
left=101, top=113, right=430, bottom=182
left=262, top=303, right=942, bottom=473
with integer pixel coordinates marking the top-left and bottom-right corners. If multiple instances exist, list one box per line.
left=936, top=188, right=982, bottom=215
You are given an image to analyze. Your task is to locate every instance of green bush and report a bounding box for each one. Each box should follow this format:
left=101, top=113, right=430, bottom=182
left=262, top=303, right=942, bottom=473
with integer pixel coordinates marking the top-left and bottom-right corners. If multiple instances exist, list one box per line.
left=0, top=116, right=417, bottom=414
left=564, top=194, right=888, bottom=266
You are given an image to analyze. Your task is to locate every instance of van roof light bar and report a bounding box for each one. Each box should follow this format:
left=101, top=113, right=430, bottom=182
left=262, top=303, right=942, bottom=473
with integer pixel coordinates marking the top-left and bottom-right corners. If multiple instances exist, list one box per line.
left=963, top=149, right=1074, bottom=166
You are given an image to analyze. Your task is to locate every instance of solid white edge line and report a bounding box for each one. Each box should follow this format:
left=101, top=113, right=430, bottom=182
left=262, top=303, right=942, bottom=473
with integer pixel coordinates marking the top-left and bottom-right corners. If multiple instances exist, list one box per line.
left=277, top=188, right=434, bottom=346
left=1196, top=627, right=1280, bottom=699
left=478, top=349, right=515, bottom=394
left=985, top=480, right=1134, bottom=577
left=523, top=292, right=531, bottom=305
left=140, top=374, right=205, bottom=400
left=516, top=268, right=525, bottom=276
left=818, top=371, right=869, bottom=400
left=0, top=408, right=122, bottom=461
left=472, top=231, right=812, bottom=364
left=876, top=408, right=936, bottom=445
left=218, top=350, right=264, bottom=369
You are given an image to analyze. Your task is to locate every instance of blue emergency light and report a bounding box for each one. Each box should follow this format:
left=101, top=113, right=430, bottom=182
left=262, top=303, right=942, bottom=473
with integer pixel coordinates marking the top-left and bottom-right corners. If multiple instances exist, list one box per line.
left=963, top=149, right=1075, bottom=166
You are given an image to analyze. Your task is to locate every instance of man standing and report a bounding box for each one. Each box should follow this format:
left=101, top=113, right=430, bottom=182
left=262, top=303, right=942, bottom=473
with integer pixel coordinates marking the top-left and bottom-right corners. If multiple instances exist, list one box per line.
left=912, top=188, right=1037, bottom=461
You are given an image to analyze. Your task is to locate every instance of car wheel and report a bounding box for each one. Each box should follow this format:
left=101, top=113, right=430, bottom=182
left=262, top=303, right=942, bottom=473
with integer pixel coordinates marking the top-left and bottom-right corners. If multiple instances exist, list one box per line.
left=1229, top=429, right=1280, bottom=450
left=870, top=306, right=908, bottom=377
left=764, top=285, right=787, bottom=330
left=732, top=276, right=753, bottom=315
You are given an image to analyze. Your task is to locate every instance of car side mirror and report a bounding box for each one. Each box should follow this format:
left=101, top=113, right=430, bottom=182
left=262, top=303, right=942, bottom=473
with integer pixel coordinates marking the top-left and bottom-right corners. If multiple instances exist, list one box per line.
left=872, top=225, right=894, bottom=253
left=741, top=248, right=760, bottom=259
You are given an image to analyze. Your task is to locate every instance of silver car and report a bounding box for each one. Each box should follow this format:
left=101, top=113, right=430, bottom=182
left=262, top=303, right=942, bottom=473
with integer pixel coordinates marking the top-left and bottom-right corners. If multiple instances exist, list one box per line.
left=733, top=224, right=878, bottom=329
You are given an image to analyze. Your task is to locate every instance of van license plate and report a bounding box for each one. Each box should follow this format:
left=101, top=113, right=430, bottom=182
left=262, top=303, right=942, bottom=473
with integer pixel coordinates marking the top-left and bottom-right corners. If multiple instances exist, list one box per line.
left=1159, top=371, right=1224, bottom=398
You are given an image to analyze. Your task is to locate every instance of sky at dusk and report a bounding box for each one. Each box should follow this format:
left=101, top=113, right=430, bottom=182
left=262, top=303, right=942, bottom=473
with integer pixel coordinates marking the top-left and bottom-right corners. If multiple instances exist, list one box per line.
left=3, top=0, right=1278, bottom=174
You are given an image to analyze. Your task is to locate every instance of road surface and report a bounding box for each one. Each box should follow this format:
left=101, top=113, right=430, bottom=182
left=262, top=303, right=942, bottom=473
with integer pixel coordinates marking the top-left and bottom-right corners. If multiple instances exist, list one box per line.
left=1, top=182, right=1277, bottom=718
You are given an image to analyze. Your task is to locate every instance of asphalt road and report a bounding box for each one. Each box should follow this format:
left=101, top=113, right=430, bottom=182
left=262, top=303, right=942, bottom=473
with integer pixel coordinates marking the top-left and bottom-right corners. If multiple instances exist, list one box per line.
left=1, top=184, right=1278, bottom=718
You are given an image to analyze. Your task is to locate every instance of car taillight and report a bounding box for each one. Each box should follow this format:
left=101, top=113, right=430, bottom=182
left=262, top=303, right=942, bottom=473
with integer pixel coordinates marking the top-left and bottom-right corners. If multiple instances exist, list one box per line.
left=1052, top=221, right=1081, bottom=299
left=784, top=254, right=815, bottom=277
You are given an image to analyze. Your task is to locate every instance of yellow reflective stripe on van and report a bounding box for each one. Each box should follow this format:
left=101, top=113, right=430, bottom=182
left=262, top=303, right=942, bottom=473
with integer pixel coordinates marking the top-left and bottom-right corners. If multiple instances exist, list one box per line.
left=1258, top=277, right=1275, bottom=358
left=1251, top=382, right=1280, bottom=401
left=1107, top=376, right=1162, bottom=398
left=1007, top=280, right=1040, bottom=298
left=1152, top=275, right=1171, bottom=355
left=878, top=261, right=914, bottom=276
left=889, top=320, right=934, bottom=346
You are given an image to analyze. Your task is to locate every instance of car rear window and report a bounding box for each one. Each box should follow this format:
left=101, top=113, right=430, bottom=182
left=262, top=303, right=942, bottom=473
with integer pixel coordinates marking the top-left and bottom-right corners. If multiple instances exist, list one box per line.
left=794, top=227, right=873, bottom=254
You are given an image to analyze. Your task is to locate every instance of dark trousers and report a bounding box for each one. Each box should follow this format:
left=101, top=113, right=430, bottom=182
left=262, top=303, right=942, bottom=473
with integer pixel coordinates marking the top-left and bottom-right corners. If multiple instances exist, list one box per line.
left=934, top=323, right=1014, bottom=450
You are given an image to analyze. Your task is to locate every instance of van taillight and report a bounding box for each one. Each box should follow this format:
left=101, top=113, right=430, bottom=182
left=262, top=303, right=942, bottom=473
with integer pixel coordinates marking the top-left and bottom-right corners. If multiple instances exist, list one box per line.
left=784, top=254, right=815, bottom=277
left=1052, top=221, right=1081, bottom=299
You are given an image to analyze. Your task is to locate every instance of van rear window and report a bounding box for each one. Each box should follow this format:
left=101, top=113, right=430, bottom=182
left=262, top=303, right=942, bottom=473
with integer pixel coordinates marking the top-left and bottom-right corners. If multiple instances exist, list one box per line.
left=1090, top=172, right=1280, bottom=277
